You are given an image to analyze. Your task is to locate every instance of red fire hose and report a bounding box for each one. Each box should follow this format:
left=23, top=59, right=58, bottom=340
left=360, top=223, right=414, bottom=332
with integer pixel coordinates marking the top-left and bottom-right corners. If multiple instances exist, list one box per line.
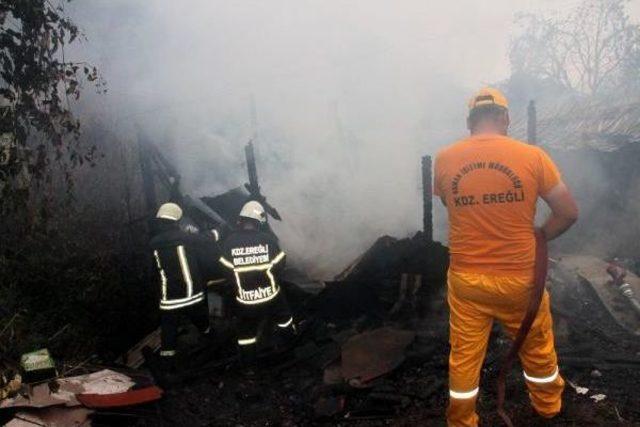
left=496, top=229, right=548, bottom=427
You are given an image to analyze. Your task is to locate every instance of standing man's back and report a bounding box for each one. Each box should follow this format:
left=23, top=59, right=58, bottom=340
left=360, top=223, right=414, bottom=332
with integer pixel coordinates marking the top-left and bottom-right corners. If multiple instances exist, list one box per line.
left=434, top=88, right=578, bottom=427
left=436, top=134, right=561, bottom=274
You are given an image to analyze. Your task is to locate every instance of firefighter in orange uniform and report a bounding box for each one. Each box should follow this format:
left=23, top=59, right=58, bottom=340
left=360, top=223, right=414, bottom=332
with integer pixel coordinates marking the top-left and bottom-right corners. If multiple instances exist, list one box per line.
left=434, top=88, right=579, bottom=426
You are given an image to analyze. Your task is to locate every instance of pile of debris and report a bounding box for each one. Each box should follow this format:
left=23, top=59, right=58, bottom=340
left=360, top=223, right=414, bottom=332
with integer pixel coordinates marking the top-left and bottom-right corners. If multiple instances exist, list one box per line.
left=152, top=241, right=640, bottom=426
left=308, top=232, right=449, bottom=326
left=2, top=230, right=640, bottom=426
left=153, top=233, right=452, bottom=425
left=0, top=349, right=163, bottom=426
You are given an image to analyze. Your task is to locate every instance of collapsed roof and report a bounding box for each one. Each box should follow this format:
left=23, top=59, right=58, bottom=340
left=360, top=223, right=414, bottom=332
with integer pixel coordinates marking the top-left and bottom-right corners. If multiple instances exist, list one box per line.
left=511, top=100, right=640, bottom=152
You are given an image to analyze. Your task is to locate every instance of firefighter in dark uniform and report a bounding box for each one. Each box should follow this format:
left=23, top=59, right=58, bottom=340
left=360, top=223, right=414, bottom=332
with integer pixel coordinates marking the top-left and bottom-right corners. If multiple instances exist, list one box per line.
left=150, top=202, right=219, bottom=367
left=219, top=200, right=295, bottom=368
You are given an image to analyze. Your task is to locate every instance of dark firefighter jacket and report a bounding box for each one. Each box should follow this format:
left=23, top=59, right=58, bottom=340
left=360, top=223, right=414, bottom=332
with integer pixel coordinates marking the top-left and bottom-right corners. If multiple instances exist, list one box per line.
left=219, top=229, right=286, bottom=305
left=150, top=223, right=221, bottom=311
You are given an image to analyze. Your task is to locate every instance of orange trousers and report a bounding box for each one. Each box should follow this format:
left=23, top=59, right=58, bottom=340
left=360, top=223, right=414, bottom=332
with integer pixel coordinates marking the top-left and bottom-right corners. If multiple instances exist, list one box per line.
left=446, top=270, right=565, bottom=427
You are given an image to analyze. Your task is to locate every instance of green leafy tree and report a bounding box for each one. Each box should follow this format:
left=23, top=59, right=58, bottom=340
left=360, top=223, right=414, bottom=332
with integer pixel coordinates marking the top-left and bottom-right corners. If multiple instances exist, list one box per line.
left=0, top=0, right=104, bottom=211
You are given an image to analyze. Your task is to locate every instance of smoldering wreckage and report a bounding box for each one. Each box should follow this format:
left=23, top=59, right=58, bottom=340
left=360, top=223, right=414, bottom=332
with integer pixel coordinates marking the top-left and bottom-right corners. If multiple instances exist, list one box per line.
left=1, top=132, right=640, bottom=427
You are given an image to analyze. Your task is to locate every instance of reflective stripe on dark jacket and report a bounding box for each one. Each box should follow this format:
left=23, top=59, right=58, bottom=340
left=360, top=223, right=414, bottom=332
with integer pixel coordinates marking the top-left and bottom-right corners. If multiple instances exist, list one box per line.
left=219, top=229, right=286, bottom=305
left=150, top=225, right=220, bottom=310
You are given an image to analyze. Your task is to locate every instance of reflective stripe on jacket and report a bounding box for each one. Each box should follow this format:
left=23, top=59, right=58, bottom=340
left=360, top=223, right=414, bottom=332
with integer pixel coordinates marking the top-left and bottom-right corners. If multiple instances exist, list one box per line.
left=219, top=229, right=286, bottom=305
left=150, top=225, right=220, bottom=310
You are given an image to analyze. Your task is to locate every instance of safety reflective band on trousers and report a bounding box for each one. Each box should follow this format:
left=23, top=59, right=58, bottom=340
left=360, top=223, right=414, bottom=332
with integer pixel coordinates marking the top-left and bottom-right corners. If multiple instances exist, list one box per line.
left=523, top=367, right=559, bottom=384
left=160, top=350, right=176, bottom=357
left=278, top=317, right=293, bottom=328
left=238, top=337, right=257, bottom=346
left=449, top=387, right=479, bottom=399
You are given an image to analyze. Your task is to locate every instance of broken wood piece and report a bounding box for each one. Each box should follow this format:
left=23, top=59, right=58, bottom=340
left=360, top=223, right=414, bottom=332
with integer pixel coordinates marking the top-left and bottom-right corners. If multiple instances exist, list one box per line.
left=340, top=327, right=415, bottom=386
left=0, top=372, right=21, bottom=400
left=389, top=274, right=409, bottom=315
left=556, top=255, right=640, bottom=335
left=117, top=328, right=161, bottom=369
left=47, top=324, right=70, bottom=344
left=390, top=274, right=423, bottom=316
left=6, top=407, right=93, bottom=427
left=334, top=254, right=365, bottom=281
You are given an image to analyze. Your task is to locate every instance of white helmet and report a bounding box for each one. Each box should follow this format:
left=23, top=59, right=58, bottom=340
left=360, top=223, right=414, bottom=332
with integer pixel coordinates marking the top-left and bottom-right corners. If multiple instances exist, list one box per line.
left=239, top=200, right=267, bottom=223
left=156, top=202, right=183, bottom=221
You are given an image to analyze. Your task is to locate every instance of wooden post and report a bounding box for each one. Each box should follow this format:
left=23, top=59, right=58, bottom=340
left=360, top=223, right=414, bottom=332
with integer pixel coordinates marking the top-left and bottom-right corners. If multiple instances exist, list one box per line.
left=527, top=100, right=537, bottom=145
left=245, top=141, right=260, bottom=196
left=421, top=155, right=433, bottom=242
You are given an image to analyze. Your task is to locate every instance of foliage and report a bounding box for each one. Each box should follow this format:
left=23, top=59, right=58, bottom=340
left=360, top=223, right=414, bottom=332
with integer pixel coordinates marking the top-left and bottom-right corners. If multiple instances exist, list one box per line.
left=0, top=218, right=157, bottom=363
left=510, top=0, right=640, bottom=96
left=0, top=0, right=104, bottom=211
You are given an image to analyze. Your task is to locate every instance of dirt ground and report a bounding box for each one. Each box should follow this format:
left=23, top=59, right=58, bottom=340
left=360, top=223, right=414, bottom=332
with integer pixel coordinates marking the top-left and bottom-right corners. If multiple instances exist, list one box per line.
left=152, top=273, right=640, bottom=427
left=11, top=235, right=634, bottom=427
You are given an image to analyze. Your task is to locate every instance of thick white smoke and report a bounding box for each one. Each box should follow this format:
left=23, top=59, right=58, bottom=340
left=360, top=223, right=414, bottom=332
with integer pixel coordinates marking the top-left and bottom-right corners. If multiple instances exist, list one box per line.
left=65, top=0, right=640, bottom=278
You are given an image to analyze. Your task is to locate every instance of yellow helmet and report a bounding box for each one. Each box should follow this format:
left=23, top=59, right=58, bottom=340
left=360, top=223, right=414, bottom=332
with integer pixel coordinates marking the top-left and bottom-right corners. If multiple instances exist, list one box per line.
left=468, top=87, right=508, bottom=111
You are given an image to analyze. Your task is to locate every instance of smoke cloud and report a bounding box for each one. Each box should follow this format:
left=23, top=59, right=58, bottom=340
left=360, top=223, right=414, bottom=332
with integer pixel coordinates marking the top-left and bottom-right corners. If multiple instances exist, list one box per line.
left=64, top=1, right=640, bottom=278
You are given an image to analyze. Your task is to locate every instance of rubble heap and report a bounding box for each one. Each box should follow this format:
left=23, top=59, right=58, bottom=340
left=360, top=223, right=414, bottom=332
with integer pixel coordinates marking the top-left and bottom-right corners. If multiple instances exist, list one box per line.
left=155, top=239, right=640, bottom=426
left=3, top=232, right=640, bottom=426
left=308, top=232, right=449, bottom=326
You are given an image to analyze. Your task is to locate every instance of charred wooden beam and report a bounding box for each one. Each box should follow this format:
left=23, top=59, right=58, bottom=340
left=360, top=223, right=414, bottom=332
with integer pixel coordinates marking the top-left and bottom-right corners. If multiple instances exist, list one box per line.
left=147, top=143, right=182, bottom=203
left=421, top=155, right=433, bottom=241
left=244, top=141, right=260, bottom=197
left=244, top=141, right=282, bottom=221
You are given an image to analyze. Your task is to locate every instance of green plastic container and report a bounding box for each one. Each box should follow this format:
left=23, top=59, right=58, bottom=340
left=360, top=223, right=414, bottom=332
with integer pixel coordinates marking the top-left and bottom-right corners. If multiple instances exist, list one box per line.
left=20, top=349, right=57, bottom=383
